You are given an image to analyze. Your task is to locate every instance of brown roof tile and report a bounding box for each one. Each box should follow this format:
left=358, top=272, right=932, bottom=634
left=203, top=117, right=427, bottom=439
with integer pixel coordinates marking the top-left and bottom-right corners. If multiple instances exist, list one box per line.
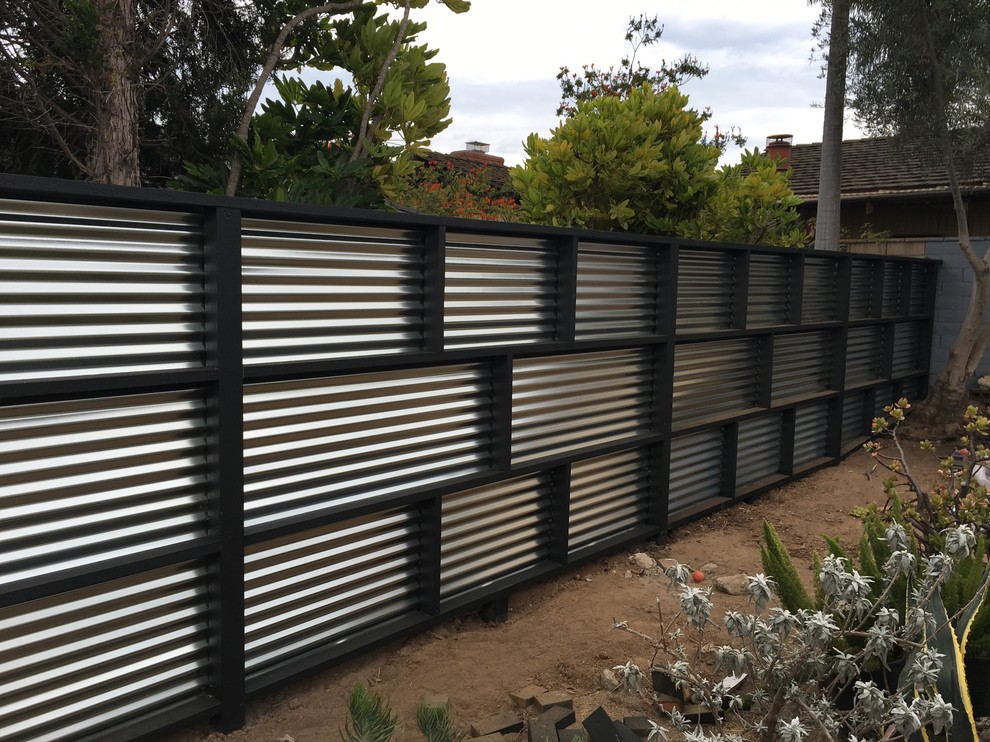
left=788, top=137, right=990, bottom=200
left=412, top=150, right=513, bottom=196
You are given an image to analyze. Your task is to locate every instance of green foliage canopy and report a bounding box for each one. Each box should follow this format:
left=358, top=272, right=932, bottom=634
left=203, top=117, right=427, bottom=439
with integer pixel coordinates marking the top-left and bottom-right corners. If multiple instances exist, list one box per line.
left=682, top=149, right=807, bottom=247
left=178, top=4, right=453, bottom=207
left=511, top=86, right=805, bottom=246
left=511, top=84, right=720, bottom=234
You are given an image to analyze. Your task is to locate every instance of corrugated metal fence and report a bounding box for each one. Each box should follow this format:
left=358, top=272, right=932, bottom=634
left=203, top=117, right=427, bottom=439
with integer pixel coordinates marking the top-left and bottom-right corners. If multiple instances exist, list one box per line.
left=0, top=174, right=937, bottom=741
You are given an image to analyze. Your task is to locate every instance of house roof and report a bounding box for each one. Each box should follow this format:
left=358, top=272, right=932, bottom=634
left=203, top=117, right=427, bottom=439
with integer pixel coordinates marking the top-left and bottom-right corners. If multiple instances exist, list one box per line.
left=788, top=137, right=990, bottom=201
left=412, top=150, right=513, bottom=196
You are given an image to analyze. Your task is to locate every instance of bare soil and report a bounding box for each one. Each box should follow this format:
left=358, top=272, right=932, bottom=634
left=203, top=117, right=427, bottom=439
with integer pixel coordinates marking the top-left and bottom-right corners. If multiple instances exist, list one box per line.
left=172, top=446, right=941, bottom=742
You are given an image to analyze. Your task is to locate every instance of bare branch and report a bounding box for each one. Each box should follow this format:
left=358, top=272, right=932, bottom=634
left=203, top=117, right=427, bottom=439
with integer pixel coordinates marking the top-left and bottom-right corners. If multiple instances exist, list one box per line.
left=350, top=0, right=411, bottom=163
left=225, top=0, right=364, bottom=196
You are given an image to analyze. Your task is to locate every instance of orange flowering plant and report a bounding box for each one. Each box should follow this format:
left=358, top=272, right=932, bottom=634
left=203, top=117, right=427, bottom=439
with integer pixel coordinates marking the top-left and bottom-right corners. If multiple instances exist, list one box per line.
left=399, top=160, right=519, bottom=221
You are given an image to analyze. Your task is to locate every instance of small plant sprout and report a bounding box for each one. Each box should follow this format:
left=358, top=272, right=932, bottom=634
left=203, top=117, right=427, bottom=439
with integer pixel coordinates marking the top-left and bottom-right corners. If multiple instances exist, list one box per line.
left=613, top=659, right=642, bottom=690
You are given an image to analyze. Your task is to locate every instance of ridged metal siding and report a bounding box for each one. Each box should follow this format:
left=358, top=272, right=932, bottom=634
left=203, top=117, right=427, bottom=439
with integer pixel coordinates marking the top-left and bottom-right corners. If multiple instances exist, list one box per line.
left=512, top=350, right=653, bottom=463
left=882, top=262, right=905, bottom=317
left=802, top=257, right=838, bottom=323
left=0, top=563, right=210, bottom=742
left=772, top=332, right=833, bottom=404
left=0, top=199, right=204, bottom=382
left=892, top=322, right=922, bottom=375
left=873, top=384, right=894, bottom=416
left=849, top=260, right=878, bottom=320
left=748, top=254, right=792, bottom=327
left=793, top=402, right=829, bottom=466
left=0, top=390, right=208, bottom=586
left=243, top=364, right=490, bottom=530
left=568, top=448, right=650, bottom=551
left=575, top=242, right=658, bottom=338
left=676, top=248, right=736, bottom=332
left=244, top=509, right=419, bottom=676
left=673, top=339, right=759, bottom=429
left=669, top=430, right=724, bottom=515
left=444, top=233, right=556, bottom=348
left=736, top=416, right=782, bottom=488
left=845, top=326, right=884, bottom=385
left=842, top=391, right=868, bottom=446
left=241, top=218, right=424, bottom=364
left=440, top=474, right=552, bottom=598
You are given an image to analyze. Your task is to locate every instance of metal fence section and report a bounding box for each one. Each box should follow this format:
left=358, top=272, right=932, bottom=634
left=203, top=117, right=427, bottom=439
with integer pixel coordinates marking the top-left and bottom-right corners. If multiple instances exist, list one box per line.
left=0, top=174, right=938, bottom=741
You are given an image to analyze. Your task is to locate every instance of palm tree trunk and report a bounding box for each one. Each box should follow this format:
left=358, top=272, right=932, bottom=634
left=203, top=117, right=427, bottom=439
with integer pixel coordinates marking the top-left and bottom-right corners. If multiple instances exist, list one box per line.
left=814, top=0, right=850, bottom=252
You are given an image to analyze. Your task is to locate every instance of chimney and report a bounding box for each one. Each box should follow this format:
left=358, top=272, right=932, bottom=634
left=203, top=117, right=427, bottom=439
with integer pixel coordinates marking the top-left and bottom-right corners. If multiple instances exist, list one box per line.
left=451, top=140, right=505, bottom=166
left=765, top=134, right=793, bottom=170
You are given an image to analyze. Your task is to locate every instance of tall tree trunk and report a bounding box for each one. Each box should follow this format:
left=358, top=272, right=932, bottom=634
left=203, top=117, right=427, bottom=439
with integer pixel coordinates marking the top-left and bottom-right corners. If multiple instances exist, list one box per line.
left=905, top=0, right=990, bottom=438
left=814, top=0, right=850, bottom=251
left=89, top=0, right=141, bottom=186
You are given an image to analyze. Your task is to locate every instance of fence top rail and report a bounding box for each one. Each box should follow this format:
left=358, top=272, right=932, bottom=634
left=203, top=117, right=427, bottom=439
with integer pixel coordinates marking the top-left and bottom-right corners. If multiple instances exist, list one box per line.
left=0, top=172, right=939, bottom=263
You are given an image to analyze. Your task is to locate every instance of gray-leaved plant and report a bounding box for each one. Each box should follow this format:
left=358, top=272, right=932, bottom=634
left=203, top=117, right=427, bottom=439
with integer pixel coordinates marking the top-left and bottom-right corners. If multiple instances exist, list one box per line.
left=610, top=523, right=989, bottom=741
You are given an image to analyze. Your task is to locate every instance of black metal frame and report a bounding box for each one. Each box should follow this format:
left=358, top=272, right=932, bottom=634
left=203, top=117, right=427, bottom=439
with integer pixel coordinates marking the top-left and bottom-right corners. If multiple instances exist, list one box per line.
left=0, top=173, right=938, bottom=741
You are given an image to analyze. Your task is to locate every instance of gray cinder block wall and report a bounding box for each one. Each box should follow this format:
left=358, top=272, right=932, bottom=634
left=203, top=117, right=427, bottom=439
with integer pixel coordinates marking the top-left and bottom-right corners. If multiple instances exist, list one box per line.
left=927, top=237, right=990, bottom=386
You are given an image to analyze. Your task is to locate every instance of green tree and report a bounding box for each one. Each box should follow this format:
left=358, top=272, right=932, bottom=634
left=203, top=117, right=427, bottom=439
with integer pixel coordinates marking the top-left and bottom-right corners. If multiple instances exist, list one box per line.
left=555, top=14, right=708, bottom=118
left=222, top=0, right=468, bottom=197
left=511, top=84, right=720, bottom=234
left=0, top=0, right=261, bottom=186
left=511, top=86, right=805, bottom=244
left=0, top=0, right=466, bottom=189
left=682, top=149, right=807, bottom=247
left=180, top=5, right=454, bottom=207
left=845, top=0, right=990, bottom=434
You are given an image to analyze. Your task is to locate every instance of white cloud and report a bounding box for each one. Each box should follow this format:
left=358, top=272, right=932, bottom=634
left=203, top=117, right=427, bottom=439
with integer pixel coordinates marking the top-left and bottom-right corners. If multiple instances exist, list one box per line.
left=372, top=1, right=865, bottom=166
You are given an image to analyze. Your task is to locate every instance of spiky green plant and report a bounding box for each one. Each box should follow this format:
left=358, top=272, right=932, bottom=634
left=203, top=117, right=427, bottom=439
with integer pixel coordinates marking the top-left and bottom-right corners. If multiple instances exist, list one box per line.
left=341, top=685, right=397, bottom=742
left=759, top=520, right=812, bottom=612
left=416, top=702, right=463, bottom=742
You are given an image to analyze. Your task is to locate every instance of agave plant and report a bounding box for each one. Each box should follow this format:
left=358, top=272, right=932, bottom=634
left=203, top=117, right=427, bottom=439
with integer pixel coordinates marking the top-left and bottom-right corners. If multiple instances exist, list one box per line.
left=341, top=685, right=397, bottom=742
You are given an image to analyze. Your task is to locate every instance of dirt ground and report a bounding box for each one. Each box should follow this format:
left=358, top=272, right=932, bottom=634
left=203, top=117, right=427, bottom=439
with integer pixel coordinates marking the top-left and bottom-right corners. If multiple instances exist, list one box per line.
left=172, top=444, right=944, bottom=742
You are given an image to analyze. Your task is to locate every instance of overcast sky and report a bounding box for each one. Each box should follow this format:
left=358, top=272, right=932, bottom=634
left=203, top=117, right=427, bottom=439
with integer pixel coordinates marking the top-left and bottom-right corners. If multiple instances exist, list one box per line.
left=385, top=0, right=862, bottom=166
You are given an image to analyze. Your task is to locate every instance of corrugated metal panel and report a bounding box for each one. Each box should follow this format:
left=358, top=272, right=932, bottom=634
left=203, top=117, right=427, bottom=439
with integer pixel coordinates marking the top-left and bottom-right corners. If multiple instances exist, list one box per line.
left=873, top=384, right=894, bottom=416
left=748, top=254, right=792, bottom=327
left=802, top=257, right=838, bottom=323
left=673, top=339, right=759, bottom=429
left=0, top=391, right=208, bottom=586
left=243, top=364, right=490, bottom=531
left=842, top=391, right=868, bottom=446
left=0, top=563, right=210, bottom=742
left=0, top=199, right=204, bottom=382
left=676, top=248, right=736, bottom=332
left=244, top=509, right=419, bottom=677
left=444, top=233, right=556, bottom=348
left=892, top=322, right=922, bottom=375
left=440, top=473, right=552, bottom=598
left=669, top=429, right=724, bottom=515
left=569, top=448, right=650, bottom=551
left=849, top=260, right=878, bottom=320
left=909, top=263, right=930, bottom=315
left=882, top=262, right=905, bottom=317
left=793, top=402, right=829, bottom=465
left=845, top=326, right=883, bottom=385
left=512, top=349, right=653, bottom=463
left=575, top=242, right=658, bottom=338
left=900, top=377, right=925, bottom=403
left=241, top=218, right=424, bottom=364
left=772, top=332, right=833, bottom=404
left=736, top=415, right=782, bottom=488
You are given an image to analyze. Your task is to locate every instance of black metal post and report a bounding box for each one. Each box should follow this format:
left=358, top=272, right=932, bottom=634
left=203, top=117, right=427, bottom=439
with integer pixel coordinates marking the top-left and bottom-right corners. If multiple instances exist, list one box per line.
left=203, top=206, right=245, bottom=732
